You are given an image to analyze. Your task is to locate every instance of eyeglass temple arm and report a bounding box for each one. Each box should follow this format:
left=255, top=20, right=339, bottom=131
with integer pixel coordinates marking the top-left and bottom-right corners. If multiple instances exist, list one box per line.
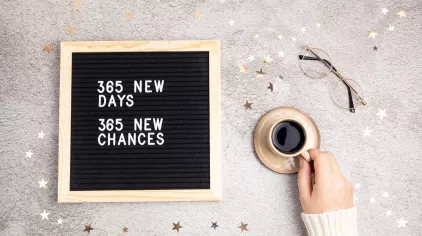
left=299, top=55, right=356, bottom=113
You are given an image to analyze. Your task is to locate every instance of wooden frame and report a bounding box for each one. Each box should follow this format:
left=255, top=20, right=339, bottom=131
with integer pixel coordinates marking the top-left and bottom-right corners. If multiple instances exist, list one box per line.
left=58, top=41, right=221, bottom=202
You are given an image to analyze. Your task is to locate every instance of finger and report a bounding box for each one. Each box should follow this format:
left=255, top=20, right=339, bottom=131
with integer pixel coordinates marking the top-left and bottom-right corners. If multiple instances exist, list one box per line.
left=325, top=151, right=341, bottom=173
left=308, top=149, right=332, bottom=183
left=297, top=157, right=312, bottom=202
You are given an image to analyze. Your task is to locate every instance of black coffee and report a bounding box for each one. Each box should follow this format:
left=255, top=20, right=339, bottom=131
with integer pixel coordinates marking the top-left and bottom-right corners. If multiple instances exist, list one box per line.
left=272, top=121, right=305, bottom=154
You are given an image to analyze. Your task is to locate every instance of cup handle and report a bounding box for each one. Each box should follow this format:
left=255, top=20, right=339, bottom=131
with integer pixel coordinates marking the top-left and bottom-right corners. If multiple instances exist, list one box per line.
left=300, top=150, right=311, bottom=162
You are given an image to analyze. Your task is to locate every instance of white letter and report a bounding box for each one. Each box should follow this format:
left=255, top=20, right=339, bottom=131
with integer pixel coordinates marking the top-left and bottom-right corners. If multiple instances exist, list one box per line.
left=147, top=132, right=155, bottom=145
left=117, top=94, right=126, bottom=107
left=156, top=133, right=164, bottom=145
left=126, top=95, right=134, bottom=107
left=134, top=80, right=142, bottom=93
left=98, top=133, right=106, bottom=146
left=154, top=80, right=164, bottom=92
left=108, top=133, right=116, bottom=146
left=134, top=118, right=142, bottom=131
left=118, top=133, right=126, bottom=146
left=145, top=80, right=152, bottom=93
left=137, top=133, right=146, bottom=145
left=144, top=118, right=151, bottom=131
left=108, top=95, right=116, bottom=107
left=153, top=118, right=163, bottom=130
left=99, top=95, right=106, bottom=107
left=128, top=133, right=136, bottom=145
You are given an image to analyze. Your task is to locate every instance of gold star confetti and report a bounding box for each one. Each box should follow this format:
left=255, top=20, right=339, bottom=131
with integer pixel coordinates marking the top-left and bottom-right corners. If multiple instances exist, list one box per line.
left=238, top=222, right=248, bottom=232
left=43, top=44, right=53, bottom=53
left=397, top=9, right=406, bottom=18
left=267, top=82, right=273, bottom=92
left=263, top=55, right=273, bottom=64
left=122, top=227, right=128, bottom=233
left=254, top=34, right=260, bottom=39
left=368, top=30, right=377, bottom=39
left=125, top=11, right=133, bottom=21
left=84, top=224, right=93, bottom=233
left=243, top=101, right=252, bottom=110
left=239, top=65, right=248, bottom=72
left=67, top=26, right=75, bottom=36
left=195, top=10, right=203, bottom=19
left=172, top=222, right=182, bottom=232
left=387, top=25, right=395, bottom=31
left=256, top=68, right=265, bottom=78
left=73, top=0, right=80, bottom=9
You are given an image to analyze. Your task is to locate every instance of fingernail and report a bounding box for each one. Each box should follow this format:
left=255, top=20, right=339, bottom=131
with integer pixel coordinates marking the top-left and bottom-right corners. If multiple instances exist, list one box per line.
left=300, top=158, right=304, bottom=168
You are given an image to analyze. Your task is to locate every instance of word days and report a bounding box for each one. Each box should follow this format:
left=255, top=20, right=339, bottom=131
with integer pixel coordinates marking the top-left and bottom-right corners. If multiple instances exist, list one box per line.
left=97, top=80, right=165, bottom=147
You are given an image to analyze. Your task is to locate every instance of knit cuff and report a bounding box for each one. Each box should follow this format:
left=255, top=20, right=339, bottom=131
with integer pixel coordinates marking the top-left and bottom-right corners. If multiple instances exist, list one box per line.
left=301, top=207, right=359, bottom=236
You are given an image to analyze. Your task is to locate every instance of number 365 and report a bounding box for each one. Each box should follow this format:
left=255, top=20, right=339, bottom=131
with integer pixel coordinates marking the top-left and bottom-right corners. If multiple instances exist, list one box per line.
left=98, top=118, right=123, bottom=131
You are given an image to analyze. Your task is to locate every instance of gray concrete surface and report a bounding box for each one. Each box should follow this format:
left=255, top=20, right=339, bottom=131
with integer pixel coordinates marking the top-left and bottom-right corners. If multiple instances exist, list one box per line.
left=0, top=0, right=421, bottom=235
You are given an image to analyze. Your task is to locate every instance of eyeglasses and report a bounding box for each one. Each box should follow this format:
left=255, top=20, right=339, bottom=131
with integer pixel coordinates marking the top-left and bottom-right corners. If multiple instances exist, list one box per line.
left=299, top=46, right=366, bottom=113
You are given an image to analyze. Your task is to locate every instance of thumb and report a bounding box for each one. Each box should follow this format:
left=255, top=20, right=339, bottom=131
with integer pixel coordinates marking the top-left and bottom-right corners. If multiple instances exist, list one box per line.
left=297, top=156, right=312, bottom=203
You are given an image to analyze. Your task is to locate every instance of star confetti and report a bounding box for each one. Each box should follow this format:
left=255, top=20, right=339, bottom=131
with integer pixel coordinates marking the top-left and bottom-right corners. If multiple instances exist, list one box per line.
left=195, top=10, right=203, bottom=19
left=243, top=101, right=252, bottom=110
left=396, top=218, right=407, bottom=228
left=316, top=22, right=321, bottom=28
left=383, top=192, right=389, bottom=198
left=211, top=222, right=219, bottom=230
left=228, top=19, right=235, bottom=26
left=73, top=0, right=80, bottom=9
left=123, top=227, right=128, bottom=233
left=387, top=25, right=395, bottom=31
left=267, top=82, right=273, bottom=92
left=40, top=210, right=50, bottom=220
left=57, top=218, right=63, bottom=224
left=247, top=55, right=255, bottom=61
left=278, top=50, right=285, bottom=57
left=373, top=46, right=378, bottom=51
left=376, top=109, right=387, bottom=120
left=369, top=197, right=376, bottom=203
left=381, top=8, right=389, bottom=15
left=26, top=150, right=33, bottom=158
left=239, top=65, right=248, bottom=72
left=256, top=69, right=265, bottom=78
left=38, top=178, right=48, bottom=188
left=397, top=9, right=406, bottom=18
left=362, top=127, right=372, bottom=137
left=355, top=183, right=361, bottom=190
left=172, top=222, right=182, bottom=232
left=291, top=37, right=297, bottom=42
left=43, top=44, right=53, bottom=53
left=84, top=224, right=94, bottom=233
left=368, top=30, right=377, bottom=39
left=238, top=222, right=248, bottom=232
left=254, top=34, right=260, bottom=39
left=386, top=210, right=392, bottom=216
left=38, top=130, right=45, bottom=139
left=277, top=34, right=283, bottom=39
left=125, top=11, right=133, bottom=21
left=301, top=26, right=306, bottom=33
left=67, top=26, right=75, bottom=36
left=263, top=55, right=273, bottom=64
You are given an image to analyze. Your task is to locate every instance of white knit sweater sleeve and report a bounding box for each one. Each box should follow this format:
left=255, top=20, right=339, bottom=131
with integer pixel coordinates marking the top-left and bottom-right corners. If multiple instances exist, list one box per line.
left=301, top=207, right=359, bottom=236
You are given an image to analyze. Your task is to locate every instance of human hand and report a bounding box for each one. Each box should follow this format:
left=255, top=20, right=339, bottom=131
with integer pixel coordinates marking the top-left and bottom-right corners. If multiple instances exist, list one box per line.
left=297, top=149, right=354, bottom=214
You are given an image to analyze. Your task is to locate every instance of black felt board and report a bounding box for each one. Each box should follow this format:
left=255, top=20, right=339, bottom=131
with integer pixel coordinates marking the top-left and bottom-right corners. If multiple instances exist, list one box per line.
left=70, top=51, right=210, bottom=191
